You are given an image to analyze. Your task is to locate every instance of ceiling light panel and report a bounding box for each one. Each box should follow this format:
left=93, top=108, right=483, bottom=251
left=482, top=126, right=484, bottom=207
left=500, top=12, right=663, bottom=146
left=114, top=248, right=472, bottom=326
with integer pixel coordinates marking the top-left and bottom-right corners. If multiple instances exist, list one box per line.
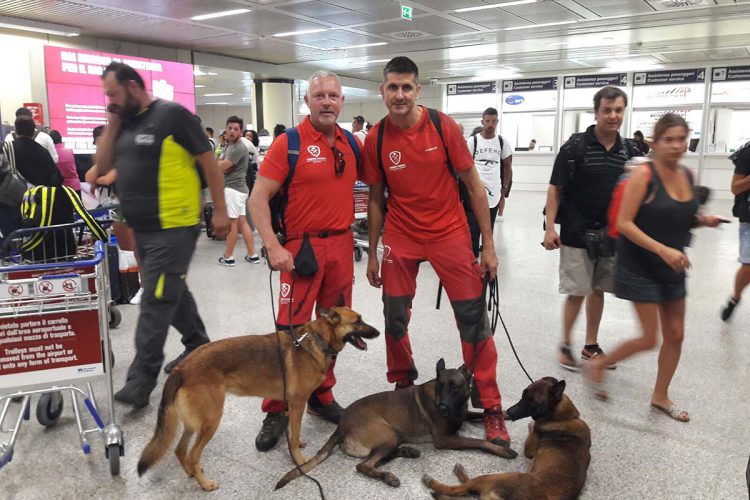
left=191, top=9, right=251, bottom=21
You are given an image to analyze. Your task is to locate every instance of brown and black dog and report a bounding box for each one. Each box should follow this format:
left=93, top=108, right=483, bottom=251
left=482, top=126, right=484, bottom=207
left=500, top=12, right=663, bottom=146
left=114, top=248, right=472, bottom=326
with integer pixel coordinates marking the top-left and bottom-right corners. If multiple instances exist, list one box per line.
left=275, top=359, right=517, bottom=490
left=423, top=377, right=591, bottom=500
left=137, top=307, right=379, bottom=491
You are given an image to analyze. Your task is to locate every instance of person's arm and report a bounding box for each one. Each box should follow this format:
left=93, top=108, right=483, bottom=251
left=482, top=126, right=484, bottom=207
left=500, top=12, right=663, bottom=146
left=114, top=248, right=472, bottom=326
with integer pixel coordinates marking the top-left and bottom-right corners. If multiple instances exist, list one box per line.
left=502, top=154, right=513, bottom=196
left=458, top=167, right=498, bottom=280
left=617, top=165, right=689, bottom=272
left=366, top=182, right=386, bottom=287
left=91, top=112, right=121, bottom=177
left=543, top=184, right=562, bottom=249
left=217, top=157, right=234, bottom=173
left=731, top=173, right=750, bottom=196
left=248, top=176, right=294, bottom=272
left=195, top=151, right=229, bottom=239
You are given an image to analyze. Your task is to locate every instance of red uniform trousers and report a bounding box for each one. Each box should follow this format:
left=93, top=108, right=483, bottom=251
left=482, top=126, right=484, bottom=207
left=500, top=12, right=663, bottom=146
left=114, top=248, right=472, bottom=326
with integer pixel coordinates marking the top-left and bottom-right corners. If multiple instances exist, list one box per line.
left=262, top=231, right=354, bottom=413
left=381, top=229, right=502, bottom=409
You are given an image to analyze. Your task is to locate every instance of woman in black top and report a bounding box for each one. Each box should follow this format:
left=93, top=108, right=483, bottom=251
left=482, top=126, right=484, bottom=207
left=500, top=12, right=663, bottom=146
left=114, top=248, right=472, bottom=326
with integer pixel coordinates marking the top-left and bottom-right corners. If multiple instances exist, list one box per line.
left=586, top=114, right=723, bottom=422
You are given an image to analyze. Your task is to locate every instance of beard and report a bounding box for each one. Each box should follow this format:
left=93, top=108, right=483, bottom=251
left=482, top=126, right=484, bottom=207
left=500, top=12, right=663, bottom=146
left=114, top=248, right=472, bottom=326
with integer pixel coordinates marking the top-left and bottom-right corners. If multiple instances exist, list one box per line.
left=109, top=90, right=142, bottom=121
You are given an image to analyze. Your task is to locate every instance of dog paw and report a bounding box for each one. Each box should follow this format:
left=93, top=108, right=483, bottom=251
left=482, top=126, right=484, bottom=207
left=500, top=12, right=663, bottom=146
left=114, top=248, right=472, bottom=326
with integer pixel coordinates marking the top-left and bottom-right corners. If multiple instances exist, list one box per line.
left=422, top=475, right=435, bottom=488
left=453, top=463, right=468, bottom=482
left=383, top=472, right=401, bottom=487
left=400, top=446, right=421, bottom=458
left=199, top=480, right=219, bottom=491
left=299, top=439, right=307, bottom=449
left=502, top=446, right=519, bottom=459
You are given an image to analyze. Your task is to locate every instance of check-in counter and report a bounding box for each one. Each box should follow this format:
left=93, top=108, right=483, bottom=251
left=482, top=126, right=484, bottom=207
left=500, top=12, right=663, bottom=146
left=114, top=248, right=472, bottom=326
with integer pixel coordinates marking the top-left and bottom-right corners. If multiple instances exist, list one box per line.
left=700, top=153, right=734, bottom=200
left=509, top=152, right=556, bottom=192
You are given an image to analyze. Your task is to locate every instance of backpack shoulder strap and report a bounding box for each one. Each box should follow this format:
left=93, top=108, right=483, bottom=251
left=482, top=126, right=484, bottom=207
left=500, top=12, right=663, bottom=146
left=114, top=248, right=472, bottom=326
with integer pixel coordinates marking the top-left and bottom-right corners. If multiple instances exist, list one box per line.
left=622, top=138, right=641, bottom=158
left=376, top=118, right=387, bottom=178
left=342, top=129, right=361, bottom=176
left=284, top=127, right=300, bottom=190
left=498, top=135, right=504, bottom=150
left=472, top=134, right=478, bottom=160
left=426, top=107, right=455, bottom=175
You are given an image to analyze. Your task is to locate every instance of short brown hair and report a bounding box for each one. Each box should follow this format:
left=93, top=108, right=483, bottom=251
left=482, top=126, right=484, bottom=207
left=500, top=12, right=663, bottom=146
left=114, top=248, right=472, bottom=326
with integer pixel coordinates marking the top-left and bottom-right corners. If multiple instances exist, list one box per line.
left=593, top=86, right=628, bottom=111
left=652, top=113, right=689, bottom=142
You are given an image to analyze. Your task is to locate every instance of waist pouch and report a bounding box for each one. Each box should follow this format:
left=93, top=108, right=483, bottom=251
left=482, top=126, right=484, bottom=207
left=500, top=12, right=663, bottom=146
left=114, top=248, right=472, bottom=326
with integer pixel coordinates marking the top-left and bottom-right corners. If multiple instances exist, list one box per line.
left=294, top=234, right=319, bottom=277
left=583, top=226, right=615, bottom=260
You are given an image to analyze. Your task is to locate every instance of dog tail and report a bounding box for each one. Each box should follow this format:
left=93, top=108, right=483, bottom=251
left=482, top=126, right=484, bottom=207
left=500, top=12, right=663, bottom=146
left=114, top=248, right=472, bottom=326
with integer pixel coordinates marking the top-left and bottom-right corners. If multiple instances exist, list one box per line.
left=274, top=427, right=344, bottom=489
left=137, top=369, right=183, bottom=476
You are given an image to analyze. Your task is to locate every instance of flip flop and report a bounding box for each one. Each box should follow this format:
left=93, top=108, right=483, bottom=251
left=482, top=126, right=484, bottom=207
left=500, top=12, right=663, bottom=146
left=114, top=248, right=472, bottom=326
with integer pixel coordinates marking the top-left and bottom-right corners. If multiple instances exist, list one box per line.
left=651, top=403, right=690, bottom=423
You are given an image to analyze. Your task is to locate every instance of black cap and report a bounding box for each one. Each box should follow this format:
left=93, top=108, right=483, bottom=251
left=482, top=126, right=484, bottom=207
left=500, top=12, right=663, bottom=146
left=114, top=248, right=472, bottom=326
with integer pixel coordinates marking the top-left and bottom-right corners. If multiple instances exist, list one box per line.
left=353, top=115, right=365, bottom=124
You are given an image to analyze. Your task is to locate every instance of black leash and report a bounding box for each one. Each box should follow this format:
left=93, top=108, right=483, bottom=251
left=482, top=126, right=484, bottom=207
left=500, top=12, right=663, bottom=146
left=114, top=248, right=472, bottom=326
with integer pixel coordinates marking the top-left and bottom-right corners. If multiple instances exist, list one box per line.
left=267, top=267, right=326, bottom=500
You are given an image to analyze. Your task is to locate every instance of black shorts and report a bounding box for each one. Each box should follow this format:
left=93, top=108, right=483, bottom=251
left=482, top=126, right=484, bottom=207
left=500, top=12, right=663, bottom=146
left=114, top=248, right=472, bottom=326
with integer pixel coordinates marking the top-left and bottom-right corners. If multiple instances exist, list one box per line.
left=614, top=265, right=686, bottom=303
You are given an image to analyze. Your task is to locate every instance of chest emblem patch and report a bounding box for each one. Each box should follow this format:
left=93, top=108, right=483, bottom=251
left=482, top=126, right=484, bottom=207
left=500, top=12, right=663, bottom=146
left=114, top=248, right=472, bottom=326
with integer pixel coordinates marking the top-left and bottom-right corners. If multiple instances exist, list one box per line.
left=307, top=145, right=320, bottom=157
left=389, top=151, right=401, bottom=165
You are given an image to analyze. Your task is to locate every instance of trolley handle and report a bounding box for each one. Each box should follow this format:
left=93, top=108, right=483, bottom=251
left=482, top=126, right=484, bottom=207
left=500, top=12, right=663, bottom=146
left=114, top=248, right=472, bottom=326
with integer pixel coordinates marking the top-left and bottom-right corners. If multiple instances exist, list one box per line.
left=0, top=241, right=106, bottom=273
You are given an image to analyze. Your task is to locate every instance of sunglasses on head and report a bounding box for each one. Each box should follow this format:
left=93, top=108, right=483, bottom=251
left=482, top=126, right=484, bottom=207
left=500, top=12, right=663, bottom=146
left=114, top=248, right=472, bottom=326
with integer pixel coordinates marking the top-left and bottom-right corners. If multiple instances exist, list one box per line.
left=331, top=147, right=345, bottom=176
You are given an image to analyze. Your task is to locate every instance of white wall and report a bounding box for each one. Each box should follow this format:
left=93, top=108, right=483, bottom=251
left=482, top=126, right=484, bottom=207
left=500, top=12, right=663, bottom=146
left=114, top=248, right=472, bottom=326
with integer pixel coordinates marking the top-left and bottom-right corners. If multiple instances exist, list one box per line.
left=195, top=105, right=254, bottom=137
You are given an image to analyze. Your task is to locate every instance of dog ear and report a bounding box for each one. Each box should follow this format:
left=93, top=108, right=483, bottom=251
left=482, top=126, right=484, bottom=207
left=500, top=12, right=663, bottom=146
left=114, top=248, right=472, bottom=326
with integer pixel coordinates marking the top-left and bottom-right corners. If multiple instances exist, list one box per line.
left=458, top=364, right=469, bottom=379
left=436, top=358, right=446, bottom=374
left=542, top=376, right=558, bottom=385
left=549, top=380, right=566, bottom=400
left=319, top=308, right=341, bottom=325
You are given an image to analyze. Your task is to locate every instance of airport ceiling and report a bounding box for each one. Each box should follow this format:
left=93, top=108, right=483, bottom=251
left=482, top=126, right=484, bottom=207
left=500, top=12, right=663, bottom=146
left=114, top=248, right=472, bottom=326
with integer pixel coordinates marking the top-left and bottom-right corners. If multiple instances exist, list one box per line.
left=3, top=0, right=750, bottom=90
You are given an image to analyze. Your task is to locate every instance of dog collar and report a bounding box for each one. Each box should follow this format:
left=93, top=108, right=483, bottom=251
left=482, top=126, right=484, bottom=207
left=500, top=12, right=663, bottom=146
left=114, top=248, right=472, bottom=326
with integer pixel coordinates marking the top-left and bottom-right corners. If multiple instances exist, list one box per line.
left=294, top=331, right=337, bottom=357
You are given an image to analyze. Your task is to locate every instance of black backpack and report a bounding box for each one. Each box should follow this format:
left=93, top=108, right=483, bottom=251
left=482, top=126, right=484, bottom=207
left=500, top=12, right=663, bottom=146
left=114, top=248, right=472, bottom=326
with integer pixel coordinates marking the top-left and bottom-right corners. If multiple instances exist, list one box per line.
left=543, top=132, right=641, bottom=230
left=731, top=141, right=750, bottom=221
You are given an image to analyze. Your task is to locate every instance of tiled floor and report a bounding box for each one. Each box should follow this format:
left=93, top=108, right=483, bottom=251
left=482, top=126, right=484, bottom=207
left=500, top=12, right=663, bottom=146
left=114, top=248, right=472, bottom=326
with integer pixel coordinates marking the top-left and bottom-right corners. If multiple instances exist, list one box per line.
left=1, top=192, right=747, bottom=499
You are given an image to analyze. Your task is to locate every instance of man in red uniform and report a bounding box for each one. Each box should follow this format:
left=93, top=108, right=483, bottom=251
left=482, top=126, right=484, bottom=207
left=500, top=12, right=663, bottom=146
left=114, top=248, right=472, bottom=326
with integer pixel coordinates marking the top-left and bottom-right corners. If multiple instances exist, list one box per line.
left=249, top=70, right=361, bottom=453
left=364, top=57, right=509, bottom=446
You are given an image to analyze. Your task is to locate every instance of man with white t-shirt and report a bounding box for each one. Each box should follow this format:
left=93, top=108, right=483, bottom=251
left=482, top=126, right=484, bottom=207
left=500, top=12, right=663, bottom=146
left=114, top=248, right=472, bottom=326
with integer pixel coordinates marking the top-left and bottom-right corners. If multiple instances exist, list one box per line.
left=4, top=107, right=58, bottom=163
left=466, top=107, right=513, bottom=256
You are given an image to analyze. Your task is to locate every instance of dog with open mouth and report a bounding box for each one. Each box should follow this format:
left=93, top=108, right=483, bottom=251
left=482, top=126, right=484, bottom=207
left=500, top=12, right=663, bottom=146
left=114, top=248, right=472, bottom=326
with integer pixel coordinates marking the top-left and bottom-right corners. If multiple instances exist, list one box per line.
left=137, top=307, right=379, bottom=491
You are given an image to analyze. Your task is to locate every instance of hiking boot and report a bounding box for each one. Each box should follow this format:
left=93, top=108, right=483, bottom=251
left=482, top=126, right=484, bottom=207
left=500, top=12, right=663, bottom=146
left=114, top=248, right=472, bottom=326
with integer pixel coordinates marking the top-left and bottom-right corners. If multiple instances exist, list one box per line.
left=721, top=298, right=739, bottom=322
left=218, top=256, right=236, bottom=267
left=255, top=412, right=288, bottom=452
left=114, top=381, right=152, bottom=408
left=306, top=394, right=344, bottom=424
left=558, top=344, right=579, bottom=372
left=581, top=344, right=617, bottom=370
left=483, top=405, right=510, bottom=447
left=164, top=349, right=192, bottom=374
left=394, top=380, right=414, bottom=391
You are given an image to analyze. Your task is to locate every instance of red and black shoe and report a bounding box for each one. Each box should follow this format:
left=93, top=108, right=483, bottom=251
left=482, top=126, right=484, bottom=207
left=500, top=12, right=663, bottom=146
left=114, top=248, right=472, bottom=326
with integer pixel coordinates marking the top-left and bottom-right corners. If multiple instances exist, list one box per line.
left=483, top=405, right=510, bottom=447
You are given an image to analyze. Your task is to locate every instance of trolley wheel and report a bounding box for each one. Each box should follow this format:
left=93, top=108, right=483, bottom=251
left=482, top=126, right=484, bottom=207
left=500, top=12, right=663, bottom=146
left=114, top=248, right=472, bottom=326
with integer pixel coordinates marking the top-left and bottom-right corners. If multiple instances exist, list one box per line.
left=354, top=246, right=363, bottom=262
left=109, top=305, right=122, bottom=329
left=107, top=444, right=121, bottom=476
left=36, top=391, right=64, bottom=427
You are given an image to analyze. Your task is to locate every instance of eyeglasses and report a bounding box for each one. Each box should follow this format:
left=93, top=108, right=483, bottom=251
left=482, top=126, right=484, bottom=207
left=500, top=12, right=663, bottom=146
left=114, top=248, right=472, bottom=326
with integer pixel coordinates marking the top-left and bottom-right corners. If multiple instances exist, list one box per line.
left=331, top=147, right=345, bottom=176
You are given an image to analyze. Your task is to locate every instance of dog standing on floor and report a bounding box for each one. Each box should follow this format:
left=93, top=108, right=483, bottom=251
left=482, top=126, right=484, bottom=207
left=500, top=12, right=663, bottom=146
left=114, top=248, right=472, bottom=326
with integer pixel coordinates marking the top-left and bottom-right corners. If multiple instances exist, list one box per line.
left=275, top=359, right=517, bottom=490
left=137, top=307, right=379, bottom=491
left=423, top=377, right=591, bottom=500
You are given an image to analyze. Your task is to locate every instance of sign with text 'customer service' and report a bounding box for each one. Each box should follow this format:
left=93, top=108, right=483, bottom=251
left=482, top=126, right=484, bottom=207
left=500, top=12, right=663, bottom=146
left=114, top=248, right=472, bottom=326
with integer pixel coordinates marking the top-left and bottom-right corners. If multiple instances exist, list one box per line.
left=633, top=69, right=706, bottom=85
left=502, top=78, right=557, bottom=92
left=447, top=81, right=496, bottom=95
left=563, top=74, right=627, bottom=89
left=712, top=66, right=750, bottom=82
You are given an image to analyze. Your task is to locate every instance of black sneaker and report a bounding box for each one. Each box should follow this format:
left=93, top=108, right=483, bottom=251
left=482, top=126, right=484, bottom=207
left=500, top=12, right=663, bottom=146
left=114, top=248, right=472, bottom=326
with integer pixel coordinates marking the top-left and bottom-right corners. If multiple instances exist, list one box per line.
left=581, top=345, right=617, bottom=370
left=114, top=381, right=152, bottom=408
left=558, top=344, right=579, bottom=372
left=721, top=298, right=739, bottom=322
left=255, top=412, right=288, bottom=452
left=164, top=350, right=191, bottom=374
left=306, top=394, right=344, bottom=424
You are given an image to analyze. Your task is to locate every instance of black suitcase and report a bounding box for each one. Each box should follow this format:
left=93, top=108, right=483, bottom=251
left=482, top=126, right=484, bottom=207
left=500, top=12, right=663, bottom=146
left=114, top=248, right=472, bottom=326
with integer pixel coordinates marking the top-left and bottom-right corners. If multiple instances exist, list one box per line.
left=204, top=202, right=215, bottom=239
left=107, top=244, right=122, bottom=303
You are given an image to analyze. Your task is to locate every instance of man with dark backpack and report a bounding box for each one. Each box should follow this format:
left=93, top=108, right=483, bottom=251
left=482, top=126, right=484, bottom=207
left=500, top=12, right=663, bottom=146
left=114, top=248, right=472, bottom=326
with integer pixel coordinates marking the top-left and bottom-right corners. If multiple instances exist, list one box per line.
left=466, top=107, right=513, bottom=256
left=249, top=70, right=362, bottom=453
left=364, top=57, right=511, bottom=449
left=543, top=86, right=641, bottom=372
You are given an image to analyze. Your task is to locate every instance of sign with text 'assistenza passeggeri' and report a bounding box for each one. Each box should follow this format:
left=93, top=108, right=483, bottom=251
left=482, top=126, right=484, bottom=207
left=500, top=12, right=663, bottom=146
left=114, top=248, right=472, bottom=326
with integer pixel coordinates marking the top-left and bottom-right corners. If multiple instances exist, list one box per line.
left=564, top=74, right=627, bottom=89
left=712, top=66, right=750, bottom=82
left=633, top=69, right=706, bottom=85
left=503, top=78, right=557, bottom=92
left=447, top=81, right=497, bottom=95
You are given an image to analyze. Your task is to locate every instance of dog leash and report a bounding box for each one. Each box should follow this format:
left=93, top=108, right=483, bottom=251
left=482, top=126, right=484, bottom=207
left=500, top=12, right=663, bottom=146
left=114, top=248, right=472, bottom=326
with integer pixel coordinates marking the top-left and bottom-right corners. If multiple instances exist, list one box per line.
left=267, top=268, right=327, bottom=500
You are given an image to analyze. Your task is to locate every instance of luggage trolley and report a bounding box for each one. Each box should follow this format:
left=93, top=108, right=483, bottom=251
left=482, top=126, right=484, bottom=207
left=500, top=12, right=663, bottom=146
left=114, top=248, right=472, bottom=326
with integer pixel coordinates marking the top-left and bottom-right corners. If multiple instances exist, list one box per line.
left=353, top=181, right=370, bottom=262
left=0, top=222, right=124, bottom=475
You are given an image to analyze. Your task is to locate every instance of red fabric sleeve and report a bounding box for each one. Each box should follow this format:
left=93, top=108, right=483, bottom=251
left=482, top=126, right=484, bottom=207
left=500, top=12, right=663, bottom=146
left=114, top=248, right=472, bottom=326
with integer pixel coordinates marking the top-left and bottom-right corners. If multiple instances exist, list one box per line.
left=257, top=134, right=290, bottom=184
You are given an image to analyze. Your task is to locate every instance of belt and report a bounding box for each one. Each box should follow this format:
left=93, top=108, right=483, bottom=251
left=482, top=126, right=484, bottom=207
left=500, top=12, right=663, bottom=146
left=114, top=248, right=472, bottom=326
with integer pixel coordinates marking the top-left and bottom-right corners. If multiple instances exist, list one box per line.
left=285, top=228, right=350, bottom=241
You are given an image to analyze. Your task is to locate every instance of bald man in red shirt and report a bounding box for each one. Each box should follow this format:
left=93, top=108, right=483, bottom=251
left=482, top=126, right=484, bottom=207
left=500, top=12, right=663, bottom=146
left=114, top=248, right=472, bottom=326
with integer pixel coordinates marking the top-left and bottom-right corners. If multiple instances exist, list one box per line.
left=249, top=70, right=361, bottom=453
left=364, top=57, right=509, bottom=447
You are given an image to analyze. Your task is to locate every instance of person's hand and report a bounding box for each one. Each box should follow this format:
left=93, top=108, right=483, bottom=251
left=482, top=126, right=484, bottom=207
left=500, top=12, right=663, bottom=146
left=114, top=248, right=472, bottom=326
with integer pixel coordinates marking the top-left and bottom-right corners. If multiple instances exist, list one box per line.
left=366, top=254, right=381, bottom=288
left=698, top=214, right=726, bottom=228
left=267, top=244, right=294, bottom=273
left=105, top=107, right=121, bottom=129
left=211, top=207, right=230, bottom=240
left=544, top=228, right=561, bottom=250
left=658, top=246, right=691, bottom=272
left=480, top=246, right=498, bottom=281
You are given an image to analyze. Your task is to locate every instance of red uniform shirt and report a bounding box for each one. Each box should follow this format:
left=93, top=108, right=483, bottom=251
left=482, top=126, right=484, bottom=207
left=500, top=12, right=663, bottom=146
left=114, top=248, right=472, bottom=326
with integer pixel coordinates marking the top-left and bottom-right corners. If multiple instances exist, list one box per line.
left=363, top=107, right=473, bottom=241
left=259, top=117, right=361, bottom=233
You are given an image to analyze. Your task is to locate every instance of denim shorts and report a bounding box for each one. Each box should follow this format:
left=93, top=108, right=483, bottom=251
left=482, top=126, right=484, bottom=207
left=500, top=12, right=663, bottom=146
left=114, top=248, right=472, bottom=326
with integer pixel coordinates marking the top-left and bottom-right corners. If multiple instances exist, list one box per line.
left=739, top=223, right=750, bottom=264
left=615, top=265, right=686, bottom=304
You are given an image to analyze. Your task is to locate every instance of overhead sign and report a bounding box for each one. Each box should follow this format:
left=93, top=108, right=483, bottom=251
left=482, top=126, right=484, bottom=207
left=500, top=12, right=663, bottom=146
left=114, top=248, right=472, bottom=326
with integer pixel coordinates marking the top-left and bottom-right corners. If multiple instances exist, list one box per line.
left=712, top=66, right=750, bottom=82
left=502, top=78, right=557, bottom=92
left=447, top=81, right=496, bottom=96
left=501, top=90, right=557, bottom=111
left=633, top=69, right=706, bottom=86
left=401, top=5, right=413, bottom=20
left=564, top=74, right=627, bottom=89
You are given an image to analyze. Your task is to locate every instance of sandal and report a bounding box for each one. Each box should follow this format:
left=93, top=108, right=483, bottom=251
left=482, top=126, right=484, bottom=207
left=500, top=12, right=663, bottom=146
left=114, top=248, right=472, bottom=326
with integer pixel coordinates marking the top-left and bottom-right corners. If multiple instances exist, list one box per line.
left=651, top=403, right=690, bottom=423
left=583, top=362, right=609, bottom=401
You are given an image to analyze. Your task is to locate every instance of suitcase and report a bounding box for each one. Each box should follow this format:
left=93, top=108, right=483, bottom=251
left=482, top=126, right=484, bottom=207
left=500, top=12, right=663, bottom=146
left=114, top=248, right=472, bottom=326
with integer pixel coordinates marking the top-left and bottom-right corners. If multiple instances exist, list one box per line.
left=204, top=202, right=215, bottom=239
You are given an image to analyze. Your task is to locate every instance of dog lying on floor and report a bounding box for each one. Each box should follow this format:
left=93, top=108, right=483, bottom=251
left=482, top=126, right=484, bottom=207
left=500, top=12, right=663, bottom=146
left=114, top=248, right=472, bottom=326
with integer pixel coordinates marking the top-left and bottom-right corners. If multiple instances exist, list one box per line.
left=275, top=359, right=517, bottom=490
left=137, top=307, right=379, bottom=491
left=423, top=377, right=591, bottom=500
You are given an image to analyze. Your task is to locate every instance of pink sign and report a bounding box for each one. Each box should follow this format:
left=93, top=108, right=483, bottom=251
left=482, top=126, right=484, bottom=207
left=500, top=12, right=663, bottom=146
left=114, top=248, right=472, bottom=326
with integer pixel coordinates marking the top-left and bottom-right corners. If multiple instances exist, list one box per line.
left=44, top=45, right=195, bottom=154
